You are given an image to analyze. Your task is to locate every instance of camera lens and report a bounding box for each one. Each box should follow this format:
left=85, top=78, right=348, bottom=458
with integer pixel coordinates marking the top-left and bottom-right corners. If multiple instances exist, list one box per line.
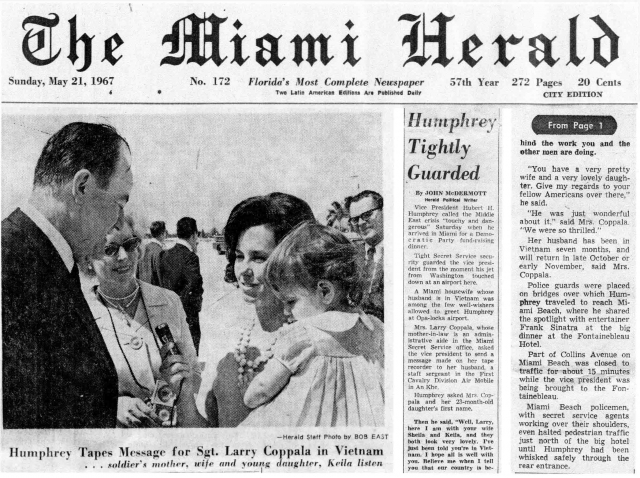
left=158, top=386, right=173, bottom=402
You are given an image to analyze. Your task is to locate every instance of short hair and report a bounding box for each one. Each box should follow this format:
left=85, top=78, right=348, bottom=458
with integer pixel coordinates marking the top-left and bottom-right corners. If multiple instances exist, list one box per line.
left=118, top=215, right=142, bottom=240
left=224, top=192, right=315, bottom=273
left=177, top=217, right=198, bottom=240
left=345, top=190, right=383, bottom=211
left=33, top=122, right=130, bottom=189
left=119, top=215, right=144, bottom=261
left=149, top=221, right=166, bottom=239
left=85, top=214, right=141, bottom=276
left=265, top=222, right=362, bottom=307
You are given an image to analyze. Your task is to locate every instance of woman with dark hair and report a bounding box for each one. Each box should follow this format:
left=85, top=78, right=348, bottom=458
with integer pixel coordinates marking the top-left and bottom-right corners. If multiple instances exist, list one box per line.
left=196, top=192, right=315, bottom=427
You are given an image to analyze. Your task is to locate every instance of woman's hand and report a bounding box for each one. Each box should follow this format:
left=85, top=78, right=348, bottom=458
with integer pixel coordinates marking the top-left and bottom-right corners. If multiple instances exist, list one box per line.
left=118, top=396, right=163, bottom=427
left=158, top=344, right=209, bottom=427
left=159, top=344, right=194, bottom=395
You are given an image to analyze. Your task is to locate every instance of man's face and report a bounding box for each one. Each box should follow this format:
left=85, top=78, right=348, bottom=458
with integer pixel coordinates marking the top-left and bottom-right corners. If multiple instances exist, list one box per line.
left=79, top=143, right=133, bottom=261
left=349, top=196, right=383, bottom=246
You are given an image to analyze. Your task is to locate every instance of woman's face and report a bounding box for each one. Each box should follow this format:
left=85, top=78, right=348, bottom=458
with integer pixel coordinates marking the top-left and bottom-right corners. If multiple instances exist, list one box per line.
left=234, top=225, right=277, bottom=304
left=92, top=223, right=140, bottom=287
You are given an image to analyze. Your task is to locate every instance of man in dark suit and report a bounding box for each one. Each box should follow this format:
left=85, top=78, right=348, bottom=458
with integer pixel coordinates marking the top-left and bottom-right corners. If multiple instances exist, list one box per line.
left=2, top=122, right=133, bottom=428
left=347, top=190, right=384, bottom=321
left=160, top=217, right=204, bottom=352
left=138, top=220, right=166, bottom=285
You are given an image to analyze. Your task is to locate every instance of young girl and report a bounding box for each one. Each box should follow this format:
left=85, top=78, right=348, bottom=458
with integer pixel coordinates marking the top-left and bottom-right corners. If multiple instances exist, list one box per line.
left=240, top=222, right=384, bottom=427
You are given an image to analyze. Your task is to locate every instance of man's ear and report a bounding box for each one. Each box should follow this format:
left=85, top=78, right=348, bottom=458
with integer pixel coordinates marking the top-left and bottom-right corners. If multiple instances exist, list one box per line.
left=317, top=280, right=336, bottom=305
left=71, top=169, right=92, bottom=203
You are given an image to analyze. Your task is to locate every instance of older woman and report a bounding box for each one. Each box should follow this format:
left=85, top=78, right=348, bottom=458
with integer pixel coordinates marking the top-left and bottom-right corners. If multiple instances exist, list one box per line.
left=196, top=192, right=315, bottom=427
left=84, top=216, right=201, bottom=427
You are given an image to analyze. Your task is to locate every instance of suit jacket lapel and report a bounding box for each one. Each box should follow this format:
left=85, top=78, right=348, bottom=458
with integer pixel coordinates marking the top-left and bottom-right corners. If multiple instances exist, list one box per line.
left=8, top=209, right=106, bottom=346
left=8, top=209, right=71, bottom=284
left=140, top=283, right=169, bottom=332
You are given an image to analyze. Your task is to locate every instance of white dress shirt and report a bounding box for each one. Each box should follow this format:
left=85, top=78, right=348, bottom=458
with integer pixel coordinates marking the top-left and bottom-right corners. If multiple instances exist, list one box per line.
left=149, top=237, right=164, bottom=248
left=365, top=241, right=383, bottom=266
left=175, top=238, right=193, bottom=252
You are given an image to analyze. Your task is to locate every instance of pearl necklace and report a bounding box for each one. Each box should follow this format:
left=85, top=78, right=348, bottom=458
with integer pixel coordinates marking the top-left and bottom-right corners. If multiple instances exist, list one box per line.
left=234, top=320, right=293, bottom=388
left=234, top=321, right=276, bottom=388
left=98, top=283, right=139, bottom=303
left=97, top=284, right=140, bottom=323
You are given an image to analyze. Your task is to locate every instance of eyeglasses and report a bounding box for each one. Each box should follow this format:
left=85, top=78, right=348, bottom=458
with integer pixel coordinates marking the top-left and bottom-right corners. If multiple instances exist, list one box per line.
left=349, top=208, right=381, bottom=226
left=104, top=237, right=141, bottom=257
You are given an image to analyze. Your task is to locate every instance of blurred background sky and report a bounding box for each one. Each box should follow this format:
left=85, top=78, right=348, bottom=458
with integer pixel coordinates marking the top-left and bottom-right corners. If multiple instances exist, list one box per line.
left=2, top=112, right=382, bottom=233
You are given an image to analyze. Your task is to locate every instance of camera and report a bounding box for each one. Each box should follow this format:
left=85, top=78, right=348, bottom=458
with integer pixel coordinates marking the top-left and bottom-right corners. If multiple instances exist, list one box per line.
left=149, top=379, right=177, bottom=426
left=149, top=323, right=182, bottom=425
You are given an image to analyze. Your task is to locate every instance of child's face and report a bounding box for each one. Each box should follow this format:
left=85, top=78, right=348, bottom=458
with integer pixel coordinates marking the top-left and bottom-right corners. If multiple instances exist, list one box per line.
left=281, top=287, right=328, bottom=321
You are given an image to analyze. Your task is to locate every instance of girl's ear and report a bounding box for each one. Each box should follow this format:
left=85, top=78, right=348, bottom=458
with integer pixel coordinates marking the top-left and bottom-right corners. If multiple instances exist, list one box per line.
left=317, top=280, right=336, bottom=305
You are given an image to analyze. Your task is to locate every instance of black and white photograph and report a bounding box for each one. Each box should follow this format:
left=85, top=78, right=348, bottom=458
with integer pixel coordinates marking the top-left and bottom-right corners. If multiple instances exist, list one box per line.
left=2, top=110, right=387, bottom=433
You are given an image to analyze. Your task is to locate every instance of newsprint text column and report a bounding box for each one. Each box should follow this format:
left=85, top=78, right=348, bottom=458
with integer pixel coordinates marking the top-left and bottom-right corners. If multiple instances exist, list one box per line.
left=512, top=107, right=635, bottom=473
left=404, top=107, right=500, bottom=472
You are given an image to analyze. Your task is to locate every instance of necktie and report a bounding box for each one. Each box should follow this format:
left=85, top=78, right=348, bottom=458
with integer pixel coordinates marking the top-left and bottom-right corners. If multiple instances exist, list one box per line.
left=365, top=246, right=376, bottom=292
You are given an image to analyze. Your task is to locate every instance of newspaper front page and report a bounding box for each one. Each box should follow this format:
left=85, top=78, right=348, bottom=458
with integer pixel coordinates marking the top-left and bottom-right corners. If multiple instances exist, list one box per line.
left=0, top=1, right=637, bottom=474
